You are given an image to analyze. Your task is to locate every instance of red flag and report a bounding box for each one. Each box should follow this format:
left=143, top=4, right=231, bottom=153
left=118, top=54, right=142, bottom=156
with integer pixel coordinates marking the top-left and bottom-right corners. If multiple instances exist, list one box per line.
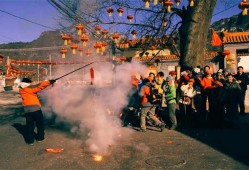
left=211, top=29, right=222, bottom=46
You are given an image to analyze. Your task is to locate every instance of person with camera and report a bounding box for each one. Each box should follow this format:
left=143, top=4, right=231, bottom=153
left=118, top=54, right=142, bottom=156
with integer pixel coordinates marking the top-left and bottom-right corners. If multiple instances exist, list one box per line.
left=138, top=78, right=165, bottom=132
left=178, top=78, right=196, bottom=127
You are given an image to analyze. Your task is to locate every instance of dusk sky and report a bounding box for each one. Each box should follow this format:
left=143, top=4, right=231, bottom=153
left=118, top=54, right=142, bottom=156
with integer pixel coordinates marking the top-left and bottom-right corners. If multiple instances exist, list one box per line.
left=0, top=0, right=242, bottom=44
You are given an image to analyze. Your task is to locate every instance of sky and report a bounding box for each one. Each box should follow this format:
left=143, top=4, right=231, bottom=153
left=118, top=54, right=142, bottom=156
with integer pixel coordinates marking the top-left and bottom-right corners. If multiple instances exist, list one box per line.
left=0, top=0, right=242, bottom=44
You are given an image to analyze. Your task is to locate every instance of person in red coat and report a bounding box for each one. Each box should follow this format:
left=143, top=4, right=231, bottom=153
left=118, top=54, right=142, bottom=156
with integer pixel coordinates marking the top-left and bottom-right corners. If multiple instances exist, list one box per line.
left=19, top=78, right=56, bottom=145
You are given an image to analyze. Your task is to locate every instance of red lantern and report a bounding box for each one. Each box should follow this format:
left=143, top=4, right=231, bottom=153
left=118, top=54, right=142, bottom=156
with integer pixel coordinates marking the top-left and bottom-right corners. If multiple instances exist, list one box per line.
left=85, top=49, right=92, bottom=56
left=101, top=42, right=108, bottom=52
left=127, top=14, right=133, bottom=22
left=70, top=44, right=78, bottom=54
left=143, top=0, right=151, bottom=8
left=82, top=29, right=87, bottom=36
left=95, top=25, right=101, bottom=35
left=80, top=36, right=89, bottom=46
left=175, top=0, right=181, bottom=6
left=121, top=39, right=130, bottom=48
left=222, top=50, right=230, bottom=56
left=61, top=34, right=71, bottom=45
left=68, top=35, right=73, bottom=44
left=94, top=42, right=102, bottom=54
left=131, top=30, right=138, bottom=39
left=112, top=33, right=120, bottom=43
left=117, top=7, right=124, bottom=16
left=60, top=48, right=68, bottom=58
left=239, top=1, right=249, bottom=15
left=102, top=29, right=109, bottom=38
left=164, top=0, right=174, bottom=12
left=188, top=0, right=194, bottom=7
left=75, top=24, right=84, bottom=35
left=107, top=7, right=114, bottom=16
left=78, top=47, right=84, bottom=56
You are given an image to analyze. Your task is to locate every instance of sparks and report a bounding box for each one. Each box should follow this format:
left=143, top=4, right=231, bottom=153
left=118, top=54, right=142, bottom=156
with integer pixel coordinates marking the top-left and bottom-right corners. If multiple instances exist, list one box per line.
left=93, top=154, right=103, bottom=162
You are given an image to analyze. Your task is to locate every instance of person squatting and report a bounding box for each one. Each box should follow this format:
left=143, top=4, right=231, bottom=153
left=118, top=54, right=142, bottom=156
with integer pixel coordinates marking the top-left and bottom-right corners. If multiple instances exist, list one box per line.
left=121, top=65, right=249, bottom=131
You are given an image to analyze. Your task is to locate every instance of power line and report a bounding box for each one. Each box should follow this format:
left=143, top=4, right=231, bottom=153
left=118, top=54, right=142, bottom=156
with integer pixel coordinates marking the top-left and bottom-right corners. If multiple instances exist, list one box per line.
left=213, top=3, right=239, bottom=17
left=0, top=9, right=58, bottom=31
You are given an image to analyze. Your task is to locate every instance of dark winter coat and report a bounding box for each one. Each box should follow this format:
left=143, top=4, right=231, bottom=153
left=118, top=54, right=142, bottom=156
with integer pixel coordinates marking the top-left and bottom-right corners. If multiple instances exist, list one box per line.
left=221, top=80, right=242, bottom=104
left=234, top=72, right=249, bottom=91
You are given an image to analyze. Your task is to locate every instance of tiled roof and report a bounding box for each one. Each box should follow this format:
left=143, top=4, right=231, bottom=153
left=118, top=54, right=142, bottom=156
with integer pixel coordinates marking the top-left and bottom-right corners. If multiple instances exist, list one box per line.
left=114, top=51, right=217, bottom=62
left=138, top=55, right=178, bottom=61
left=223, top=31, right=249, bottom=44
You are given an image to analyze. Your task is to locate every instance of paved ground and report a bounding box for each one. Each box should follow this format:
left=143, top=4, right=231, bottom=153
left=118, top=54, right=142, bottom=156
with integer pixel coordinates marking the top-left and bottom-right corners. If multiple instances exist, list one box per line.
left=1, top=90, right=249, bottom=169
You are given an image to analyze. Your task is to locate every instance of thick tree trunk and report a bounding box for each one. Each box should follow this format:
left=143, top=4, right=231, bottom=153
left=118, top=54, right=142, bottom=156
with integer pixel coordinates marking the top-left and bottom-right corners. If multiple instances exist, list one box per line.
left=179, top=0, right=217, bottom=69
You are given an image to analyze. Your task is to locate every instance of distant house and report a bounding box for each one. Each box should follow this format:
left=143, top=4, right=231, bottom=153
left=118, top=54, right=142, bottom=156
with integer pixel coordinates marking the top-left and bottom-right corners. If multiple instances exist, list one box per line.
left=222, top=31, right=249, bottom=73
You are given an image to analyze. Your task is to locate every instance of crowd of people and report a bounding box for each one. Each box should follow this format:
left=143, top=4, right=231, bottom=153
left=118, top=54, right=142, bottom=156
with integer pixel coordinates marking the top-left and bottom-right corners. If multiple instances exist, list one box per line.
left=121, top=65, right=249, bottom=131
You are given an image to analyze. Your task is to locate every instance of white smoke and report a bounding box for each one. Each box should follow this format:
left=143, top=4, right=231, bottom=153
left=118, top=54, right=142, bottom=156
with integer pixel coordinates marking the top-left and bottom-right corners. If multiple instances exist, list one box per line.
left=42, top=59, right=148, bottom=154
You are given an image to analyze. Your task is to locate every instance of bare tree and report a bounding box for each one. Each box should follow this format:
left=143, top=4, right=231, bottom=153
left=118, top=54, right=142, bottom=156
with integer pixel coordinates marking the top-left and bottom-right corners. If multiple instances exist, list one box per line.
left=48, top=0, right=236, bottom=68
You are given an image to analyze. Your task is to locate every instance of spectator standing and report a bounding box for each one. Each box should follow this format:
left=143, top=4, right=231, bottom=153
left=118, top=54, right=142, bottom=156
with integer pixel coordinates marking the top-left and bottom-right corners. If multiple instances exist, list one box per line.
left=178, top=78, right=196, bottom=127
left=234, top=66, right=249, bottom=115
left=154, top=71, right=166, bottom=119
left=192, top=72, right=203, bottom=127
left=209, top=73, right=225, bottom=128
left=164, top=76, right=177, bottom=130
left=121, top=74, right=141, bottom=127
left=222, top=74, right=242, bottom=128
left=198, top=69, right=216, bottom=125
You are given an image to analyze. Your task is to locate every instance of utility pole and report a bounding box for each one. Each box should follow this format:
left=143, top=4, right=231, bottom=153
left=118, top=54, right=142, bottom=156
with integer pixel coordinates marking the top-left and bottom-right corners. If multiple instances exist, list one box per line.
left=37, top=64, right=40, bottom=83
left=49, top=55, right=52, bottom=79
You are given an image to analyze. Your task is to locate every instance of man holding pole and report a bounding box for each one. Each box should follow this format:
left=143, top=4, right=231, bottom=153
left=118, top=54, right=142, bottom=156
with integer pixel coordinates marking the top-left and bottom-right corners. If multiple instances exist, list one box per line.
left=19, top=62, right=94, bottom=145
left=19, top=78, right=56, bottom=145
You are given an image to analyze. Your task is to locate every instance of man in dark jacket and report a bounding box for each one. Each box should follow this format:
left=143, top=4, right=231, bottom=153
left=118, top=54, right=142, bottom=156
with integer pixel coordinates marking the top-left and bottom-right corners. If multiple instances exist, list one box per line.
left=234, top=66, right=249, bottom=115
left=222, top=74, right=242, bottom=128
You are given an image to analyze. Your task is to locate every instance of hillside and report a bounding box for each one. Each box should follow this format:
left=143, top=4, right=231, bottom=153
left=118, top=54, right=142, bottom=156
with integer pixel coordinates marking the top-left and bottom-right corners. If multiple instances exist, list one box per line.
left=0, top=31, right=62, bottom=49
left=0, top=31, right=64, bottom=62
left=212, top=13, right=249, bottom=32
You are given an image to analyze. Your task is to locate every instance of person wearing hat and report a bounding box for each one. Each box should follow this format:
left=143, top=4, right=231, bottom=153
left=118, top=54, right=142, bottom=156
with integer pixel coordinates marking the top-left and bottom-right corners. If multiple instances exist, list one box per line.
left=19, top=78, right=56, bottom=145
left=169, top=71, right=177, bottom=80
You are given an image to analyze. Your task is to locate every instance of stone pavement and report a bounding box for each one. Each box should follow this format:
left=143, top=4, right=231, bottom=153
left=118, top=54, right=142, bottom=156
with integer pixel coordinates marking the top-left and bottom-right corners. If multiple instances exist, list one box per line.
left=0, top=90, right=249, bottom=169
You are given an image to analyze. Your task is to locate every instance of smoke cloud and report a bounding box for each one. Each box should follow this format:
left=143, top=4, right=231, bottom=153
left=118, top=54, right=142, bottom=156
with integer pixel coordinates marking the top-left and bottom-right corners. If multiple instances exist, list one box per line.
left=41, top=59, right=148, bottom=154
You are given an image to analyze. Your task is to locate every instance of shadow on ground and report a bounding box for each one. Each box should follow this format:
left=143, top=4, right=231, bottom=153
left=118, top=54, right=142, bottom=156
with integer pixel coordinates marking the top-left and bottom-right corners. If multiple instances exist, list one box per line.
left=176, top=112, right=249, bottom=166
left=12, top=123, right=29, bottom=143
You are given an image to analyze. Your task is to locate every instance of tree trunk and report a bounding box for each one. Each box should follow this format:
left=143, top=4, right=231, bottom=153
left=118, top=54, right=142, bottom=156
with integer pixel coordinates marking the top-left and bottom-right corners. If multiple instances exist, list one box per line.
left=179, top=0, right=217, bottom=69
